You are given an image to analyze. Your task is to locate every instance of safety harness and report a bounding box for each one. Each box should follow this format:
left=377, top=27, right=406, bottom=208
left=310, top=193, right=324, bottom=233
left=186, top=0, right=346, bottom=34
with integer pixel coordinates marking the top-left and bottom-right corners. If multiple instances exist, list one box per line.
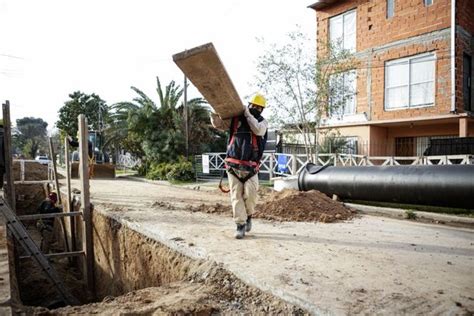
left=224, top=116, right=262, bottom=184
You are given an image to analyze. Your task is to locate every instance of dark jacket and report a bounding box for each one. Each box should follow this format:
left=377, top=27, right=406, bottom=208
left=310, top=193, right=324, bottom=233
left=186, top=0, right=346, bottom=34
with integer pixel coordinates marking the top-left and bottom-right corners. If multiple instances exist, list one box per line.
left=225, top=114, right=268, bottom=173
left=37, top=199, right=60, bottom=227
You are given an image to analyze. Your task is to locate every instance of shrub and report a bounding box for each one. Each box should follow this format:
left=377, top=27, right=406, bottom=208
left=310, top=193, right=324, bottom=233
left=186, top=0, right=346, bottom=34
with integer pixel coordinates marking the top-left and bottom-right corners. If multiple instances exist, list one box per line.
left=146, top=157, right=195, bottom=182
left=166, top=159, right=194, bottom=182
left=146, top=162, right=173, bottom=180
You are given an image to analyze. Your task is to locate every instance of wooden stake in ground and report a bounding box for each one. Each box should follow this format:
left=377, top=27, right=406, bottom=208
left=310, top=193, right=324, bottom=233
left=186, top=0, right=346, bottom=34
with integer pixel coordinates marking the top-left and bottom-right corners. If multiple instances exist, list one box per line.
left=65, top=136, right=76, bottom=252
left=78, top=114, right=95, bottom=299
left=2, top=100, right=16, bottom=212
left=49, top=137, right=71, bottom=261
left=48, top=138, right=62, bottom=205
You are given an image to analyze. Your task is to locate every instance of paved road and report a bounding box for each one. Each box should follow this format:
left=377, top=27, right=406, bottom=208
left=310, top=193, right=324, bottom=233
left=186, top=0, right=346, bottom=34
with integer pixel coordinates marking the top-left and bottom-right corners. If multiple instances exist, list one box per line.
left=71, top=178, right=474, bottom=315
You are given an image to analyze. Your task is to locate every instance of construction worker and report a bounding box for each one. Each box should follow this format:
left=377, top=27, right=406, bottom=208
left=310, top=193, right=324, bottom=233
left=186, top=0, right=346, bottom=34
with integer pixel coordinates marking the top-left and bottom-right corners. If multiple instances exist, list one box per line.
left=210, top=93, right=268, bottom=239
left=36, top=192, right=61, bottom=253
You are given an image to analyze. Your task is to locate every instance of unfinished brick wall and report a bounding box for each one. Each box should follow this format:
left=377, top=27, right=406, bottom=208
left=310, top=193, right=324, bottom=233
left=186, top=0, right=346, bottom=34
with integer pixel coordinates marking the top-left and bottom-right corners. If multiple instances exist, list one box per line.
left=370, top=38, right=452, bottom=120
left=314, top=0, right=455, bottom=121
left=457, top=0, right=474, bottom=35
left=316, top=0, right=451, bottom=56
left=455, top=0, right=474, bottom=112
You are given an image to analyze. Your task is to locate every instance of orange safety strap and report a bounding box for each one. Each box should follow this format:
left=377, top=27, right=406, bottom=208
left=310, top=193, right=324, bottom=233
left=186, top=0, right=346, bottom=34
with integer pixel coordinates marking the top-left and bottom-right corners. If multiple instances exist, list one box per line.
left=225, top=157, right=259, bottom=168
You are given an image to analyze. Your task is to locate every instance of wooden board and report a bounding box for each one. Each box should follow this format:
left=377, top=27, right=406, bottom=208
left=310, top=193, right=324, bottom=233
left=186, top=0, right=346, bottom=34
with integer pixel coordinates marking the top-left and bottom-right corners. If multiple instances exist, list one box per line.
left=173, top=43, right=243, bottom=119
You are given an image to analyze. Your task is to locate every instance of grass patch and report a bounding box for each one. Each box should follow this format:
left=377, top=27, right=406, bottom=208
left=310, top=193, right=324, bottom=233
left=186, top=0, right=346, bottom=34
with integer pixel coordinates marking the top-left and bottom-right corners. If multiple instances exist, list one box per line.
left=347, top=200, right=474, bottom=217
left=116, top=169, right=137, bottom=175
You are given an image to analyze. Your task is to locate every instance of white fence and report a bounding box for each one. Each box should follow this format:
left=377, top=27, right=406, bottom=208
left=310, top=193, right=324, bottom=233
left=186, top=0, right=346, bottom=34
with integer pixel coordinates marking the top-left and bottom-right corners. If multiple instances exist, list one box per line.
left=196, top=153, right=474, bottom=180
left=116, top=153, right=141, bottom=169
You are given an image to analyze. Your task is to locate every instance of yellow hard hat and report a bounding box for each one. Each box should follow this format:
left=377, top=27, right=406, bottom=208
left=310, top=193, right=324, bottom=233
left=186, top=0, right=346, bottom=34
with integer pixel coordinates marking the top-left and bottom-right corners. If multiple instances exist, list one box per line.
left=249, top=93, right=266, bottom=108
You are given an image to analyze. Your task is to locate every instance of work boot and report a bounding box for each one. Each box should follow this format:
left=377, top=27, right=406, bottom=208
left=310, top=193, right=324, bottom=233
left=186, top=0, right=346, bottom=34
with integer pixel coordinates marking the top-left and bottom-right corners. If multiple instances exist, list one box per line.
left=235, top=224, right=246, bottom=239
left=245, top=216, right=252, bottom=232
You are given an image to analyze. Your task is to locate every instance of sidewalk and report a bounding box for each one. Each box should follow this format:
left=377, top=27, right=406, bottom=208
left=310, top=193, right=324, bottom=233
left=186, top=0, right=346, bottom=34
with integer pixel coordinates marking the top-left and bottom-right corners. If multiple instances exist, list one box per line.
left=346, top=203, right=474, bottom=229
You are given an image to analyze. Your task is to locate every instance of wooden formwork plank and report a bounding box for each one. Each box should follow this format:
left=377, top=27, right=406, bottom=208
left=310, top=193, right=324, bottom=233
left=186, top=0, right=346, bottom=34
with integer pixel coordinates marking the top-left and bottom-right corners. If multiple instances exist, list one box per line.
left=78, top=115, right=95, bottom=299
left=173, top=43, right=243, bottom=119
left=2, top=101, right=15, bottom=212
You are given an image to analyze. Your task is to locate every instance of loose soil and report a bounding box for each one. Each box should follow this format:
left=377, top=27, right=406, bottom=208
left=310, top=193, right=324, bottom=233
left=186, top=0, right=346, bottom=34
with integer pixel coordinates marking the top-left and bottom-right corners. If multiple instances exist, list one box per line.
left=16, top=227, right=86, bottom=309
left=16, top=184, right=47, bottom=216
left=13, top=161, right=49, bottom=181
left=254, top=189, right=356, bottom=223
left=15, top=212, right=305, bottom=315
left=190, top=189, right=356, bottom=223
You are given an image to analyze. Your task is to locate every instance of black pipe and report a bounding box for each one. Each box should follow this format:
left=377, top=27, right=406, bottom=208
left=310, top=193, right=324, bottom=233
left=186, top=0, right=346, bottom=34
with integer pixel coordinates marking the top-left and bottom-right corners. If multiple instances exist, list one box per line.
left=298, top=163, right=474, bottom=209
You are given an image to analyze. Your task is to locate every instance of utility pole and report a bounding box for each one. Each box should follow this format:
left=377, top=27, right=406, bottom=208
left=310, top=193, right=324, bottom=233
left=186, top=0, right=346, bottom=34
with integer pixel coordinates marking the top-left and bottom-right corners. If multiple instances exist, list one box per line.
left=184, top=75, right=189, bottom=158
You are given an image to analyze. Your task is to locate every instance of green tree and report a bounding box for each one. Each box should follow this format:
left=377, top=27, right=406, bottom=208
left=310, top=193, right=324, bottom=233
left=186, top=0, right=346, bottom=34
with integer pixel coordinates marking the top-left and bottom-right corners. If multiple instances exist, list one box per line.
left=254, top=28, right=355, bottom=161
left=56, top=91, right=109, bottom=138
left=108, top=76, right=224, bottom=164
left=14, top=117, right=48, bottom=158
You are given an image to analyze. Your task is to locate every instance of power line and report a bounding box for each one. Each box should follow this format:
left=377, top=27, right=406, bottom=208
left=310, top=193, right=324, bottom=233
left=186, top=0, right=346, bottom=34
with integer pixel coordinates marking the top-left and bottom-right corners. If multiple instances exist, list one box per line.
left=0, top=53, right=25, bottom=60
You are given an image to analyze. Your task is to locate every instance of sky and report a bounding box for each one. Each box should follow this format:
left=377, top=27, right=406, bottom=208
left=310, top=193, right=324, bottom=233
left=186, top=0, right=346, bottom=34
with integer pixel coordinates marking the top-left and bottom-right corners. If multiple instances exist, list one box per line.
left=0, top=0, right=316, bottom=132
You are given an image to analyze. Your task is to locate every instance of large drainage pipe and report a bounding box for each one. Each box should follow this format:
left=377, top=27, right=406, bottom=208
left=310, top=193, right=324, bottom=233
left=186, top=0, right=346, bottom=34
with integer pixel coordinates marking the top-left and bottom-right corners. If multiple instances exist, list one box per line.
left=298, top=163, right=474, bottom=209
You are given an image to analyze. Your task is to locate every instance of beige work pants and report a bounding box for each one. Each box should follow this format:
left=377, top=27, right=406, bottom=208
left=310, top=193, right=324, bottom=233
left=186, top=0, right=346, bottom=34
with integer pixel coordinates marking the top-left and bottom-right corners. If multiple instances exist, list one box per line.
left=227, top=170, right=259, bottom=224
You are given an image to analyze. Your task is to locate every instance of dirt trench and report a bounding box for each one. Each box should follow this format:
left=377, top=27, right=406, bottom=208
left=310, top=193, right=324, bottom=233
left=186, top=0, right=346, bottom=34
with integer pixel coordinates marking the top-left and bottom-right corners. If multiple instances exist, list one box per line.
left=14, top=212, right=305, bottom=315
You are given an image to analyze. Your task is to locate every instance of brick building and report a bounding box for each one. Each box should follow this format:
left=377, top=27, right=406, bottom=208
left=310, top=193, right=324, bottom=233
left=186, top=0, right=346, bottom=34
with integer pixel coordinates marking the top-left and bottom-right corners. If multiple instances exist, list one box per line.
left=309, top=0, right=473, bottom=156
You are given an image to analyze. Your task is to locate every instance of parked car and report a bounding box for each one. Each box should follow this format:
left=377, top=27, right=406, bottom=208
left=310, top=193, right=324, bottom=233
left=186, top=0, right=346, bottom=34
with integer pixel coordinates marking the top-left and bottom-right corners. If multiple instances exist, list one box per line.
left=35, top=155, right=50, bottom=165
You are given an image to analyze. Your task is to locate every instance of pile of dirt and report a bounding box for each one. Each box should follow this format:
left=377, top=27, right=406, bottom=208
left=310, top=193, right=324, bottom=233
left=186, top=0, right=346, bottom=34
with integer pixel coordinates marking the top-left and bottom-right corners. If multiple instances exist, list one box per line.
left=190, top=202, right=231, bottom=215
left=189, top=189, right=355, bottom=223
left=13, top=161, right=49, bottom=181
left=254, top=189, right=356, bottom=223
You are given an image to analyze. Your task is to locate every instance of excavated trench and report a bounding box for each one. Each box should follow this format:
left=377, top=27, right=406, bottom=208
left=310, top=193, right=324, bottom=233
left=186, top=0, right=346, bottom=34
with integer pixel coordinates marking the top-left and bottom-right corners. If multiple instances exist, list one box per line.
left=13, top=209, right=305, bottom=315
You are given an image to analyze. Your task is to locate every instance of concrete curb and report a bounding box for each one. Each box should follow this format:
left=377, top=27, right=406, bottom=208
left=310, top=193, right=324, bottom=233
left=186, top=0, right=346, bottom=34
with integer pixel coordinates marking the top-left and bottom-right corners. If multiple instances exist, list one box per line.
left=345, top=202, right=474, bottom=229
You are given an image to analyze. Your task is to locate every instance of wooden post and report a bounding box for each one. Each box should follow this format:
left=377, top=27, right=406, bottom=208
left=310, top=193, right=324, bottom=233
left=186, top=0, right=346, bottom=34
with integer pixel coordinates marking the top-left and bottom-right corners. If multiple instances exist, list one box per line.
left=48, top=138, right=62, bottom=205
left=78, top=115, right=94, bottom=298
left=65, top=137, right=76, bottom=252
left=2, top=101, right=15, bottom=212
left=50, top=137, right=73, bottom=258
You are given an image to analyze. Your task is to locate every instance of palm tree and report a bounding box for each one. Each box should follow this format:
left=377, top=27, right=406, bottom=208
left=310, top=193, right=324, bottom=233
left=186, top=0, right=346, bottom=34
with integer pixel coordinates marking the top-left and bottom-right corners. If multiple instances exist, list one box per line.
left=106, top=76, right=214, bottom=163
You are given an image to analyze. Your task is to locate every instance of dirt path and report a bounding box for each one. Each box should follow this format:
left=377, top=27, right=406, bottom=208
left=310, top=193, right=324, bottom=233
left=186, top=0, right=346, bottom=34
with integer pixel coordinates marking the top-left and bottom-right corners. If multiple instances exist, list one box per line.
left=65, top=177, right=474, bottom=314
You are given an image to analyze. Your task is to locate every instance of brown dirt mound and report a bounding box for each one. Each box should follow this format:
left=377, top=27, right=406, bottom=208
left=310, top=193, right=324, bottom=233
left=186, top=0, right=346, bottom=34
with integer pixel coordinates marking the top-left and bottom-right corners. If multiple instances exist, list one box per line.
left=190, top=203, right=231, bottom=215
left=13, top=161, right=49, bottom=181
left=254, top=189, right=356, bottom=223
left=188, top=189, right=355, bottom=223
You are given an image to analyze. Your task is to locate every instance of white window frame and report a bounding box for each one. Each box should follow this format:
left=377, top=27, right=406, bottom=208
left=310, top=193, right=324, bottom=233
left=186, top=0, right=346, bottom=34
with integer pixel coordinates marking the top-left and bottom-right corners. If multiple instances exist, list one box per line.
left=329, top=70, right=357, bottom=118
left=329, top=9, right=356, bottom=52
left=384, top=52, right=436, bottom=110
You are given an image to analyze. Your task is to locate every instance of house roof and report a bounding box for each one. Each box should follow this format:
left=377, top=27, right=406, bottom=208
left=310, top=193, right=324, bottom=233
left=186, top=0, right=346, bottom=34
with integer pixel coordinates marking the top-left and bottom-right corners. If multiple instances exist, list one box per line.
left=308, top=0, right=345, bottom=10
